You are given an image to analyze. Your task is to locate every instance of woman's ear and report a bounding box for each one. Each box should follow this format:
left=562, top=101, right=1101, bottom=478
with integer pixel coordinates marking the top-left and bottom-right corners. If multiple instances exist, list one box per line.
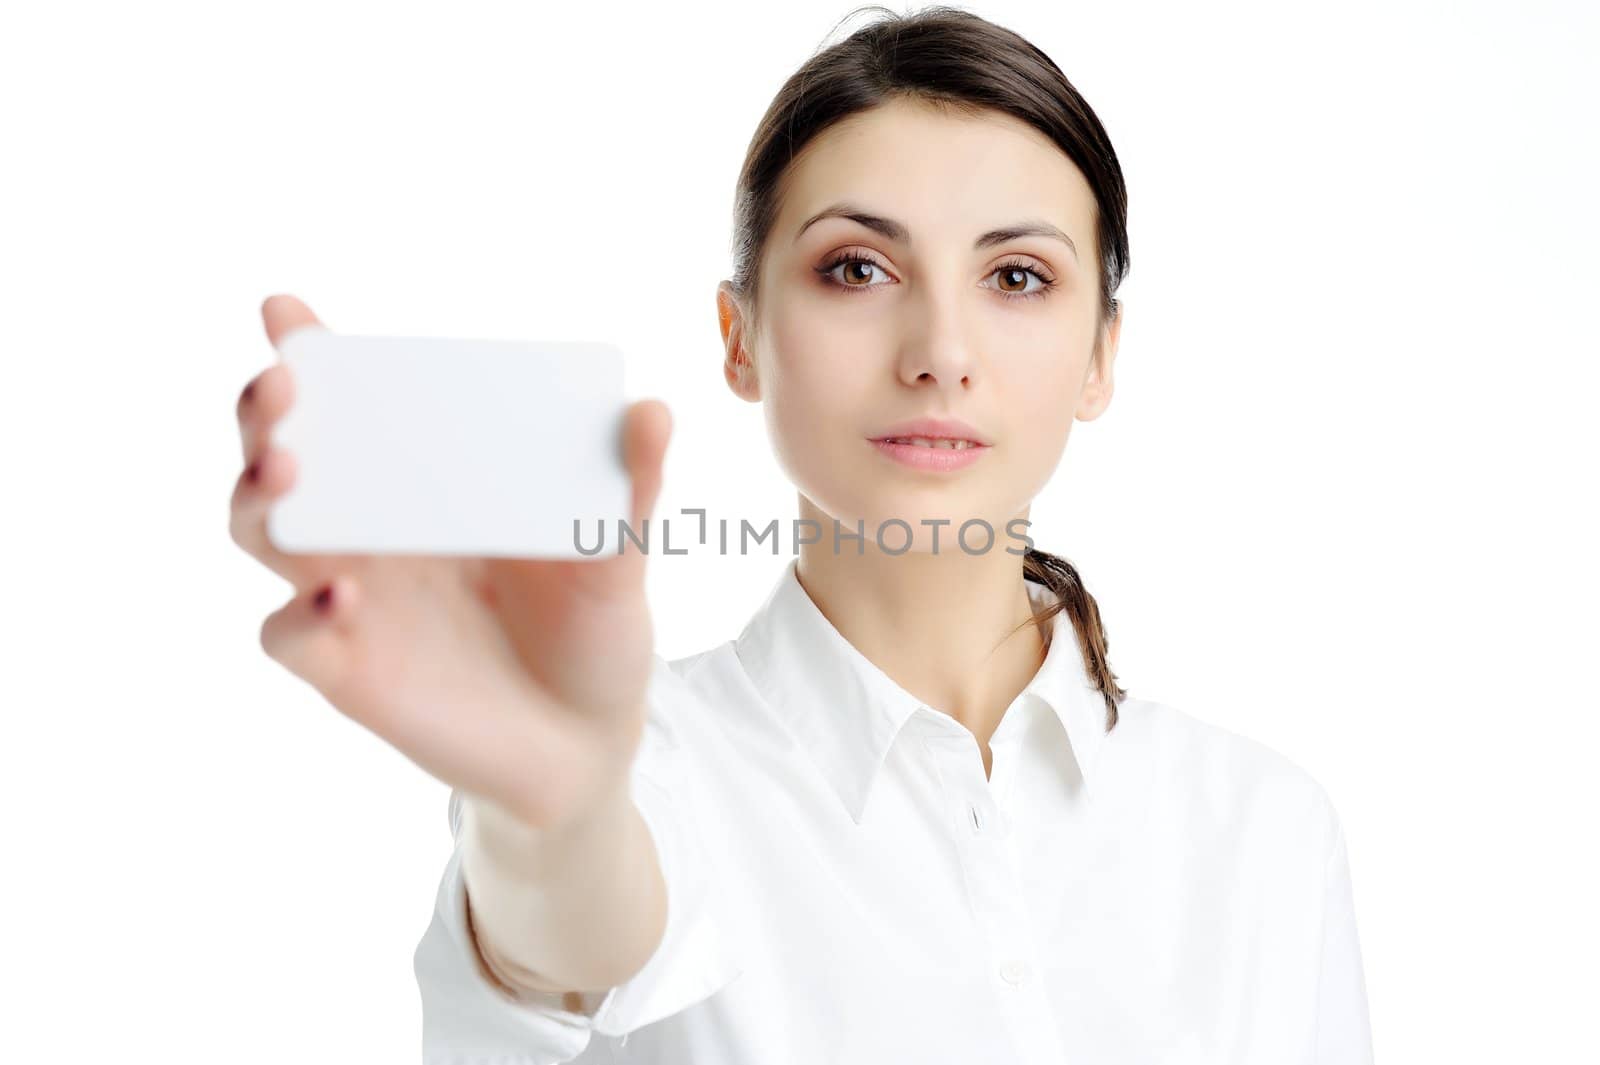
left=717, top=281, right=761, bottom=403
left=1076, top=298, right=1123, bottom=422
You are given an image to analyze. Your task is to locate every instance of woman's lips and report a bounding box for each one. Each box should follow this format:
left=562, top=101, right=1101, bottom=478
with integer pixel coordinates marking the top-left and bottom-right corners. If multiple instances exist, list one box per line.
left=869, top=436, right=991, bottom=471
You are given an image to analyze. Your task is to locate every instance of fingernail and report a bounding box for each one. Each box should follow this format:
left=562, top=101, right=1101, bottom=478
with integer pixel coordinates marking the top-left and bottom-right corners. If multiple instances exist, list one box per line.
left=313, top=583, right=335, bottom=613
left=245, top=460, right=261, bottom=484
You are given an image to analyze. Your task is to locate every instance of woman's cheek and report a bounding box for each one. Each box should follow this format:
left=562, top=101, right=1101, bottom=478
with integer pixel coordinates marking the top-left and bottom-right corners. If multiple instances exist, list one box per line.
left=765, top=387, right=840, bottom=487
left=1019, top=398, right=1076, bottom=497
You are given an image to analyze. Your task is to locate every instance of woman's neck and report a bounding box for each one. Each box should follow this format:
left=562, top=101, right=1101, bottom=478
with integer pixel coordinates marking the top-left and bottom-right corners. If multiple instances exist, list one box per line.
left=793, top=498, right=1048, bottom=769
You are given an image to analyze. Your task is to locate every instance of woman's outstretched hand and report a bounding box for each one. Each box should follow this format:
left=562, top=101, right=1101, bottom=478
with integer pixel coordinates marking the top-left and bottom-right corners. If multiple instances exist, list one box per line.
left=231, top=294, right=672, bottom=831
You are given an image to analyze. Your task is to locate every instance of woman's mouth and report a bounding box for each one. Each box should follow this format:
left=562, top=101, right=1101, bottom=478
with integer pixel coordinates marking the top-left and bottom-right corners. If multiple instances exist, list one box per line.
left=869, top=436, right=991, bottom=471
left=878, top=436, right=981, bottom=450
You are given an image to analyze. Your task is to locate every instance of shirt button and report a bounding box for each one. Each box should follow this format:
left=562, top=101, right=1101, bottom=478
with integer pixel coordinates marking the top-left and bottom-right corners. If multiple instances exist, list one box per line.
left=999, top=959, right=1031, bottom=986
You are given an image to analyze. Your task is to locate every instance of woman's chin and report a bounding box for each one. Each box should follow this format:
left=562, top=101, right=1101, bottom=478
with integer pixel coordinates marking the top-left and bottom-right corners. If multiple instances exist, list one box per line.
left=801, top=491, right=1019, bottom=556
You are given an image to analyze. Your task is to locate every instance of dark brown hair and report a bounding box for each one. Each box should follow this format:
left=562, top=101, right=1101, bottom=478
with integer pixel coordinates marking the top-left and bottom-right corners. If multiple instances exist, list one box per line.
left=726, top=5, right=1130, bottom=729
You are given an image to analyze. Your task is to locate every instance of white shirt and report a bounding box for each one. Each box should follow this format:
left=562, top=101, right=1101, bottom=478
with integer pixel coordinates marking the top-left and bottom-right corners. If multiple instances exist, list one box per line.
left=413, top=558, right=1375, bottom=1063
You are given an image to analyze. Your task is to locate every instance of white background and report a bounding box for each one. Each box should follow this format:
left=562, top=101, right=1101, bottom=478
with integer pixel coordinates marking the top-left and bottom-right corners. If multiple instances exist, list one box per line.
left=3, top=0, right=1595, bottom=1060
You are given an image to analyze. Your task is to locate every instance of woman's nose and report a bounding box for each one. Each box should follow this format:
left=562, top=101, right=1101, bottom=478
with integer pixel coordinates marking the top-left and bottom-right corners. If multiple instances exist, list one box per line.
left=896, top=308, right=978, bottom=392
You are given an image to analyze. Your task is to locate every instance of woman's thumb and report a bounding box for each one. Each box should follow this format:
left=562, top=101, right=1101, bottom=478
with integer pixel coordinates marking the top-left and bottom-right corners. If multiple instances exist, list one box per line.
left=623, top=398, right=672, bottom=534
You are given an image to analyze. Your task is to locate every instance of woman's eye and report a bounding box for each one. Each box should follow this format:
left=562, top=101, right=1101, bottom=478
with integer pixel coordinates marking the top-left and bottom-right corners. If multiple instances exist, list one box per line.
left=820, top=257, right=892, bottom=289
left=985, top=265, right=1046, bottom=297
left=816, top=255, right=1057, bottom=301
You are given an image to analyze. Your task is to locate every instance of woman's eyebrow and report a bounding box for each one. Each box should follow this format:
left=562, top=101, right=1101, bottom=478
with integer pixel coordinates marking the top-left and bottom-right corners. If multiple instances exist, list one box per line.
left=794, top=202, right=1078, bottom=261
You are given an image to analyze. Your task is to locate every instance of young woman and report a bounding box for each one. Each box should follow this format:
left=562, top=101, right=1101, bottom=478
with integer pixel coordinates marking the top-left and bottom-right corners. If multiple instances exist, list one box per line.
left=231, top=7, right=1373, bottom=1063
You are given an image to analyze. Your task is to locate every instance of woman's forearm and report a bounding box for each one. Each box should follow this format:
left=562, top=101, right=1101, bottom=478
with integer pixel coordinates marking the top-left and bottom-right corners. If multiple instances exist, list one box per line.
left=459, top=774, right=667, bottom=996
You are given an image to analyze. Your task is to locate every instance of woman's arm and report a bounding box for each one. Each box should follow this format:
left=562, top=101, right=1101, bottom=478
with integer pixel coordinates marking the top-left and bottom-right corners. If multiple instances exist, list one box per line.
left=460, top=770, right=668, bottom=997
left=1314, top=811, right=1375, bottom=1062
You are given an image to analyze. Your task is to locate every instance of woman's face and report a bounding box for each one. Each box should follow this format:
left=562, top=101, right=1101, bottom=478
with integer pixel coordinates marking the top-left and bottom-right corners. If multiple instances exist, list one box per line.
left=717, top=97, right=1121, bottom=554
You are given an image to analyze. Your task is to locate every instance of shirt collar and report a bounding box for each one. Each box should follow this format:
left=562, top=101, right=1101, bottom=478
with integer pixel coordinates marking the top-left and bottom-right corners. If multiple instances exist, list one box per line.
left=733, top=558, right=1110, bottom=823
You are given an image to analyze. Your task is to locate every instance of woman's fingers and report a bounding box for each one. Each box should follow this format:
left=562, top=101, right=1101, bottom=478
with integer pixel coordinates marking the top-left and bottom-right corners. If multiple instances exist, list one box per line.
left=237, top=362, right=295, bottom=464
left=230, top=445, right=362, bottom=585
left=259, top=574, right=362, bottom=702
left=261, top=293, right=325, bottom=347
left=241, top=293, right=320, bottom=462
left=230, top=444, right=309, bottom=580
left=233, top=292, right=343, bottom=583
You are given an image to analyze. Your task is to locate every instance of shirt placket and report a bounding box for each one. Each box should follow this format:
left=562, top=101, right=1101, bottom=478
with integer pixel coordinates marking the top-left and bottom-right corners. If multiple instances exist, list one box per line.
left=921, top=727, right=1069, bottom=1065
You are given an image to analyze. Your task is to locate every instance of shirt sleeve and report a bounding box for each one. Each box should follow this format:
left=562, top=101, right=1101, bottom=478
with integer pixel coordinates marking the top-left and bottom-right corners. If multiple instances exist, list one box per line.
left=1314, top=806, right=1376, bottom=1064
left=411, top=654, right=744, bottom=1064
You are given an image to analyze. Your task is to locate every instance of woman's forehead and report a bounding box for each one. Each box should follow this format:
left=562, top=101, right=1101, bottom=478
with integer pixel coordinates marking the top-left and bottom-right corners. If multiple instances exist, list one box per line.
left=776, top=103, right=1097, bottom=251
